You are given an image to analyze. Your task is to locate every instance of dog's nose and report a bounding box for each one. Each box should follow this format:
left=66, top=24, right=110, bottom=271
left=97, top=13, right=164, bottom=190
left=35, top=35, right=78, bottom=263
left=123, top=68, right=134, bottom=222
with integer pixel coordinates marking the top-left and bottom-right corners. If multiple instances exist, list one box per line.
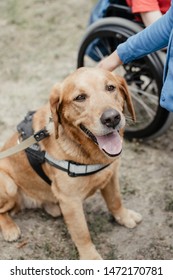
left=100, top=109, right=121, bottom=129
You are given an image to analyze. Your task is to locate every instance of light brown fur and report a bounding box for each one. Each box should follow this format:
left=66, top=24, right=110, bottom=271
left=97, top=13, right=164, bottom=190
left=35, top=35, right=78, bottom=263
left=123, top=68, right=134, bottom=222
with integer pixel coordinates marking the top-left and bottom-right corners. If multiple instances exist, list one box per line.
left=0, top=67, right=141, bottom=259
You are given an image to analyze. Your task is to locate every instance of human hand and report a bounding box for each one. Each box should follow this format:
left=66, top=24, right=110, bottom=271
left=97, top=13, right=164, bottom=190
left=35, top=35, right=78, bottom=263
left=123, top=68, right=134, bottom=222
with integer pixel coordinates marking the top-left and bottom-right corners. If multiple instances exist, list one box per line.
left=97, top=51, right=122, bottom=71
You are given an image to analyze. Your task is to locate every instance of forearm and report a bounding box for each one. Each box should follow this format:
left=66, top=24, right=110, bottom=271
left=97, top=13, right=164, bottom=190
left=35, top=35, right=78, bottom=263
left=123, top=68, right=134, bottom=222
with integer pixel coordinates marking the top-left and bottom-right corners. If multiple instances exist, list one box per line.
left=118, top=6, right=173, bottom=64
left=141, top=10, right=162, bottom=26
left=98, top=3, right=173, bottom=72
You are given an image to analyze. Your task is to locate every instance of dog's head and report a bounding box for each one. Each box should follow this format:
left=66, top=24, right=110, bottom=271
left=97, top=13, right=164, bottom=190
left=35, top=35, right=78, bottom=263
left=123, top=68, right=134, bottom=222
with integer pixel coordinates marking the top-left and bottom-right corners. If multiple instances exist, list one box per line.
left=50, top=67, right=135, bottom=158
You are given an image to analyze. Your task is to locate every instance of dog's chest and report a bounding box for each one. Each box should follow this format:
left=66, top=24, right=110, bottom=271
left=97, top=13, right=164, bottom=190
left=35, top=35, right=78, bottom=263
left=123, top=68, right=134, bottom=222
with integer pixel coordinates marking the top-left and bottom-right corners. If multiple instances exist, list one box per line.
left=54, top=166, right=114, bottom=200
left=86, top=168, right=113, bottom=194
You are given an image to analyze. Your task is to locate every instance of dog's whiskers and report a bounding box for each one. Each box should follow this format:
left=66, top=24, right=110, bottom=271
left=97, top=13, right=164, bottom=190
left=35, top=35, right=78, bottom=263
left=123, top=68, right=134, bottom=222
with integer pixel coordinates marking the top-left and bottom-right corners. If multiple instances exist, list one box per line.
left=125, top=115, right=142, bottom=126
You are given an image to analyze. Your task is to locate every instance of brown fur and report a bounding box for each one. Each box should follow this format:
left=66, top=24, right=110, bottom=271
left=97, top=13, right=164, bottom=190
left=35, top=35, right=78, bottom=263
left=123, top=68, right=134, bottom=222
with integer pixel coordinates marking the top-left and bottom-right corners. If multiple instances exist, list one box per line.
left=0, top=67, right=141, bottom=259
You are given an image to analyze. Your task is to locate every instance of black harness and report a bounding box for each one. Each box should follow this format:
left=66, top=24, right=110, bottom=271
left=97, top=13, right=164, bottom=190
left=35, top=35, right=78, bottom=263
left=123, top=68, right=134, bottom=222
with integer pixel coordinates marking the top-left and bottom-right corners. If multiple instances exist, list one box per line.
left=17, top=111, right=52, bottom=185
left=17, top=112, right=109, bottom=185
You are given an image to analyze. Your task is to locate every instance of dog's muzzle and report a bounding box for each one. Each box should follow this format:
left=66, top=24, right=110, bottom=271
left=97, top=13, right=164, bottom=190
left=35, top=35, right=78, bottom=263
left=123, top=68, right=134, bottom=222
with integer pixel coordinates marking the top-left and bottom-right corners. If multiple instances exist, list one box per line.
left=80, top=110, right=122, bottom=158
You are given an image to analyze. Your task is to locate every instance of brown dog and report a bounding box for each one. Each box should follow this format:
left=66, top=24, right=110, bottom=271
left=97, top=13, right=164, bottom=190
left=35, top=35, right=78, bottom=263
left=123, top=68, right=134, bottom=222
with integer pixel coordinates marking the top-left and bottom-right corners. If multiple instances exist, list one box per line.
left=0, top=67, right=142, bottom=259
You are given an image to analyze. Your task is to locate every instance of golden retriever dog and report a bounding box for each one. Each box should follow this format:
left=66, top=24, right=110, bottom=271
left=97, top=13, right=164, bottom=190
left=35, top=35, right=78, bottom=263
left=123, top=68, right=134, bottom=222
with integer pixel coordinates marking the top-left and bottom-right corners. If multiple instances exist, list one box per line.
left=0, top=67, right=142, bottom=259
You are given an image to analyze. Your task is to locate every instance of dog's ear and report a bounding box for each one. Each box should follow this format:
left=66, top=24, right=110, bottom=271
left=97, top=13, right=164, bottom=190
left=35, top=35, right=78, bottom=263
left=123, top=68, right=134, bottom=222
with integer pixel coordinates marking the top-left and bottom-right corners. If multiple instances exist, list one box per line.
left=117, top=76, right=136, bottom=122
left=49, top=83, right=62, bottom=139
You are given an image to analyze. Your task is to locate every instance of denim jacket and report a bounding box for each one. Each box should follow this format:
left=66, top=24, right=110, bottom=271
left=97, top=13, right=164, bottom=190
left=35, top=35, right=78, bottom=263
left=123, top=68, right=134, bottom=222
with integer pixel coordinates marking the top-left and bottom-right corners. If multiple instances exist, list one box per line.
left=117, top=0, right=173, bottom=111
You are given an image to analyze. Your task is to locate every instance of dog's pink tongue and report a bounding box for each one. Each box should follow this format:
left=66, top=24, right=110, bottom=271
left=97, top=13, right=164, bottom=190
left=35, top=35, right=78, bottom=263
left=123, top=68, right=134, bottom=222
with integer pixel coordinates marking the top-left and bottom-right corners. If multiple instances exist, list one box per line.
left=96, top=131, right=122, bottom=156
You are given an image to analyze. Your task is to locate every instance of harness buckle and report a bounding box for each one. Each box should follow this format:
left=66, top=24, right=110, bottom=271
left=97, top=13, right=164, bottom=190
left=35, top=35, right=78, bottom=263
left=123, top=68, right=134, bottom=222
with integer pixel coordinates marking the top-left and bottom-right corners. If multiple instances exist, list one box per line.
left=34, top=129, right=50, bottom=142
left=67, top=161, right=77, bottom=177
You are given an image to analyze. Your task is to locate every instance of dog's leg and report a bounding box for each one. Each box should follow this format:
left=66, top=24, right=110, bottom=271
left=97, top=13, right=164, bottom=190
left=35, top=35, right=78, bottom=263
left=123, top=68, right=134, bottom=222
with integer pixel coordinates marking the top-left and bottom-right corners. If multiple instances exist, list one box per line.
left=59, top=196, right=102, bottom=260
left=43, top=202, right=61, bottom=217
left=0, top=171, right=21, bottom=241
left=101, top=172, right=142, bottom=228
left=0, top=213, right=21, bottom=241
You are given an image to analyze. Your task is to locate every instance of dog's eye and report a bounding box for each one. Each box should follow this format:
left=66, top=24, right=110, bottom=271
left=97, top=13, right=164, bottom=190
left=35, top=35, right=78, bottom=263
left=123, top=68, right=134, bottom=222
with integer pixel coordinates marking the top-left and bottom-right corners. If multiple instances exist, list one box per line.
left=74, top=94, right=87, bottom=102
left=106, top=85, right=116, bottom=92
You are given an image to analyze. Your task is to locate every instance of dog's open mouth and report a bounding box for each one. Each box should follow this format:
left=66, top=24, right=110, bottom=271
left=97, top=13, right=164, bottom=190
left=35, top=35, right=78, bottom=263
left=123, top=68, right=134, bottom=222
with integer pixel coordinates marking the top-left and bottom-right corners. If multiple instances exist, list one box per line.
left=80, top=124, right=122, bottom=157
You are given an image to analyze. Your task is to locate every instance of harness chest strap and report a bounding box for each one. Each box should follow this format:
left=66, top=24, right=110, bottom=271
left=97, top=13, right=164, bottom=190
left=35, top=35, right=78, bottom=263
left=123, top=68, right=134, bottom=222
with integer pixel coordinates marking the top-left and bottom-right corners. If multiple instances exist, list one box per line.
left=26, top=143, right=109, bottom=180
left=44, top=152, right=109, bottom=177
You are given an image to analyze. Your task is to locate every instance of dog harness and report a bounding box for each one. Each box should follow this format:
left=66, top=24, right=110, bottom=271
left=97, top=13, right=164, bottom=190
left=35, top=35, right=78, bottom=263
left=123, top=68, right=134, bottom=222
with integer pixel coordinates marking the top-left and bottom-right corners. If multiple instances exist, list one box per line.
left=17, top=112, right=109, bottom=185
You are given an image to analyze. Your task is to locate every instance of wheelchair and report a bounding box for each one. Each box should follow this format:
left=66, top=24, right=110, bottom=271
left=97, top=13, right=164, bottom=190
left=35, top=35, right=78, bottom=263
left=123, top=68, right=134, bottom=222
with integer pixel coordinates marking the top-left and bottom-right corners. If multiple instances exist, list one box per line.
left=77, top=0, right=173, bottom=140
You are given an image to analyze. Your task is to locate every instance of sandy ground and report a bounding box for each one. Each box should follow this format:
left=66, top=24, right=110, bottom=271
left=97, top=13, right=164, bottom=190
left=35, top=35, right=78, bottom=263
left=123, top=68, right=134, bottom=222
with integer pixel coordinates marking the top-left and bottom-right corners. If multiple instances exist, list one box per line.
left=0, top=0, right=173, bottom=260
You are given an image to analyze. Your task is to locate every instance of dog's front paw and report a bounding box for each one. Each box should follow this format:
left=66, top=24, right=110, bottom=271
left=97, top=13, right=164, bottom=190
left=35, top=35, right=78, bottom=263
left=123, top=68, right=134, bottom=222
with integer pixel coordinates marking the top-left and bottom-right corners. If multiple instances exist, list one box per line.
left=114, top=207, right=142, bottom=228
left=80, top=252, right=102, bottom=260
left=2, top=223, right=21, bottom=242
left=79, top=246, right=103, bottom=260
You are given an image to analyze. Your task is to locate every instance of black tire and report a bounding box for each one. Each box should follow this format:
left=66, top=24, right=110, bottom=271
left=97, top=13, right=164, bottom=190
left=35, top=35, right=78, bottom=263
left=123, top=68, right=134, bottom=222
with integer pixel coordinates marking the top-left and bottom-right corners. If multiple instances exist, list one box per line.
left=77, top=17, right=170, bottom=140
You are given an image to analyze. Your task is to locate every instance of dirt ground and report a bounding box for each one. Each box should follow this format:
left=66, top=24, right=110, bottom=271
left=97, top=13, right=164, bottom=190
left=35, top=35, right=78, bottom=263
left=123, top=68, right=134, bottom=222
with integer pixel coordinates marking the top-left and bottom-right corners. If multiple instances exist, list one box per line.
left=0, top=0, right=173, bottom=260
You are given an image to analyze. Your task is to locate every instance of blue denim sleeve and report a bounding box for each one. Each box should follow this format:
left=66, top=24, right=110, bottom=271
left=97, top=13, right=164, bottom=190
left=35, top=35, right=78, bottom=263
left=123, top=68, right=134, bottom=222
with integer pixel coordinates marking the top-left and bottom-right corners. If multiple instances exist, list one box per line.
left=117, top=2, right=173, bottom=64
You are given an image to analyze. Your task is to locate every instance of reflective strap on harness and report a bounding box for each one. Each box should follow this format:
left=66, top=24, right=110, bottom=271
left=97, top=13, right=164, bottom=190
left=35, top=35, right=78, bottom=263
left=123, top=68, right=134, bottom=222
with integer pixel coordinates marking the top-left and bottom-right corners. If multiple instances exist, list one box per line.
left=44, top=152, right=109, bottom=177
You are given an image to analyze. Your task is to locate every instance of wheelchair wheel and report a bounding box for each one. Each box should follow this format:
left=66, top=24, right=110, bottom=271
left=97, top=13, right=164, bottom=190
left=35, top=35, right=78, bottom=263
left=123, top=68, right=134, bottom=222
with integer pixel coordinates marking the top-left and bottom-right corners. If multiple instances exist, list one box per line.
left=77, top=17, right=171, bottom=140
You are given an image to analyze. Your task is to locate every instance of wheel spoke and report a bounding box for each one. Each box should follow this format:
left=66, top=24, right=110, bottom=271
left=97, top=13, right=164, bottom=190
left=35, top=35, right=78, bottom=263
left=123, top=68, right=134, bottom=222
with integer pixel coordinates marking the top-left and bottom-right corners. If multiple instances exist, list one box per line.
left=128, top=86, right=158, bottom=104
left=130, top=90, right=156, bottom=118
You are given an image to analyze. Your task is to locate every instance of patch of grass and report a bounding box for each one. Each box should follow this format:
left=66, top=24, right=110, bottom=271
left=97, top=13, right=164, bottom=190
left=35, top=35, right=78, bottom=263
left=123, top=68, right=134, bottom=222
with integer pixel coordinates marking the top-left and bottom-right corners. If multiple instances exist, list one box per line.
left=43, top=242, right=52, bottom=257
left=121, top=185, right=136, bottom=196
left=165, top=199, right=173, bottom=212
left=6, top=0, right=26, bottom=26
left=88, top=212, right=112, bottom=236
left=105, top=244, right=118, bottom=260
